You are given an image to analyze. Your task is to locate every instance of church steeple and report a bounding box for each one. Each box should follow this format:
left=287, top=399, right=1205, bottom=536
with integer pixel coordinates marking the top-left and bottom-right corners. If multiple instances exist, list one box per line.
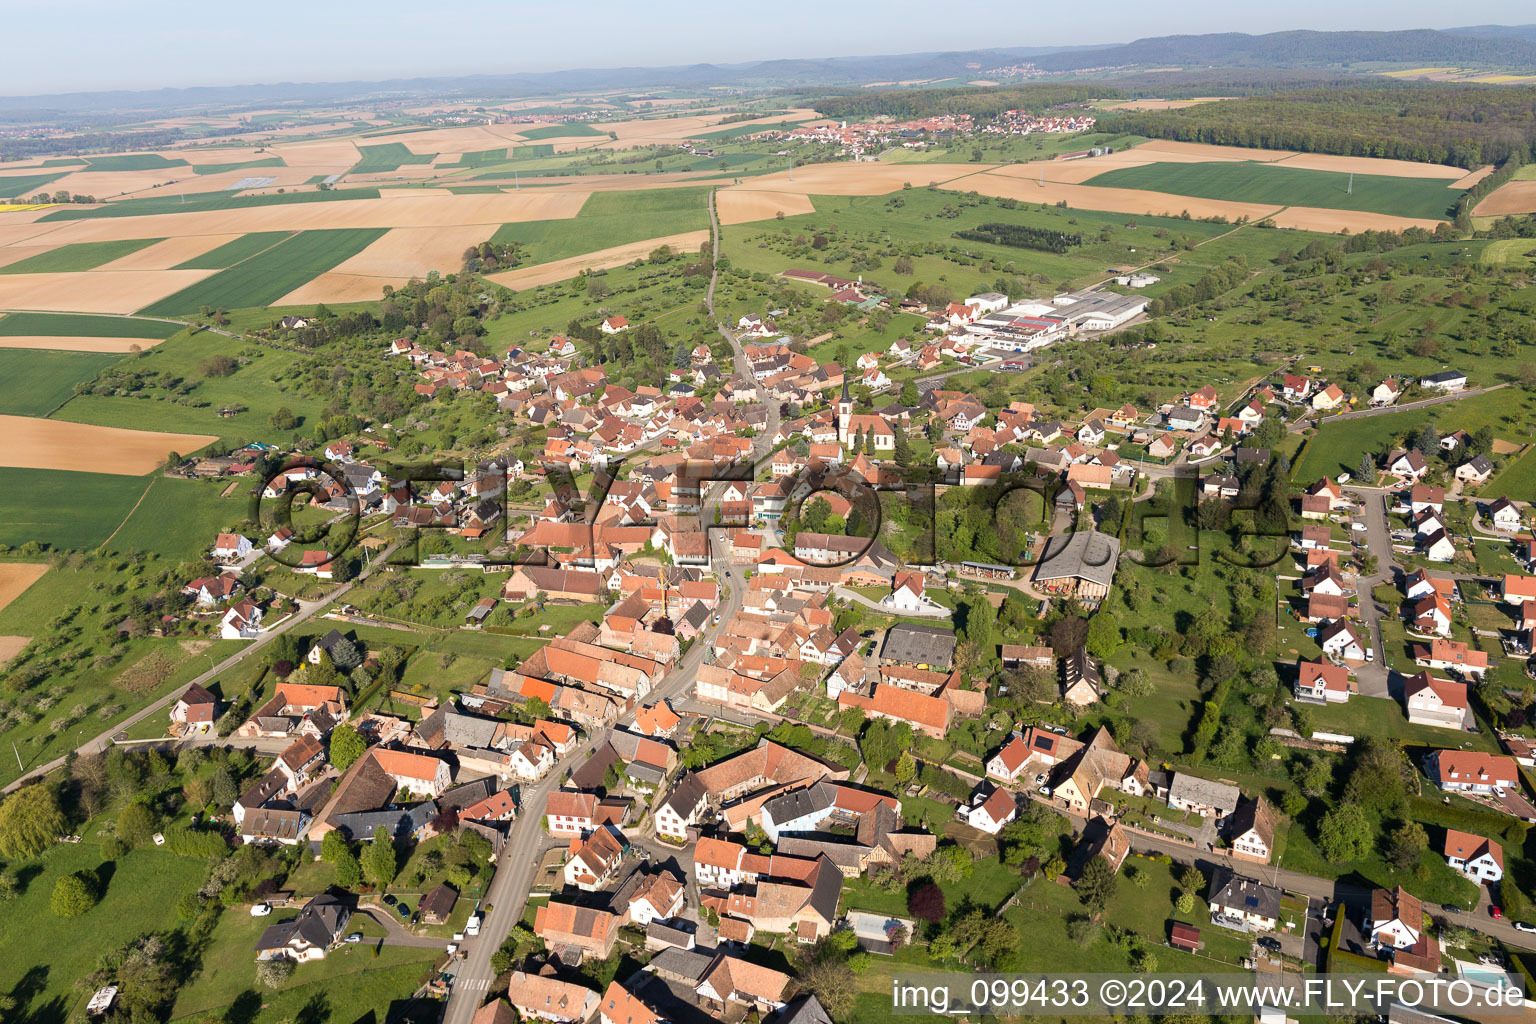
left=837, top=377, right=854, bottom=445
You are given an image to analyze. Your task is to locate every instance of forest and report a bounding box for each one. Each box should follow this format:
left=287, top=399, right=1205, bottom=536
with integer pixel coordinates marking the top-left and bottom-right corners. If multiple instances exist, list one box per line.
left=953, top=223, right=1083, bottom=255
left=1101, top=84, right=1536, bottom=168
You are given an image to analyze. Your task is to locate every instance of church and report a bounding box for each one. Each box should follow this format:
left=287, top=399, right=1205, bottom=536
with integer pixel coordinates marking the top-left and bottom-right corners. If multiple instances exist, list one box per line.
left=837, top=381, right=895, bottom=451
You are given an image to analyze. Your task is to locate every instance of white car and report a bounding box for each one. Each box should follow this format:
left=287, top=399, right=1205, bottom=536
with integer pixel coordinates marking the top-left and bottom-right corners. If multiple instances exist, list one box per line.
left=250, top=903, right=272, bottom=917
left=1351, top=522, right=1367, bottom=532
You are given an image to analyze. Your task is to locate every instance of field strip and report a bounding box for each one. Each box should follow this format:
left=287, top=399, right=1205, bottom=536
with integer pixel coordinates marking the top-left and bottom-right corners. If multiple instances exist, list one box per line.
left=941, top=172, right=1284, bottom=222
left=1473, top=180, right=1536, bottom=217
left=326, top=224, right=494, bottom=279
left=0, top=244, right=62, bottom=270
left=0, top=269, right=216, bottom=314
left=1450, top=166, right=1497, bottom=189
left=96, top=476, right=158, bottom=550
left=1267, top=153, right=1466, bottom=179
left=0, top=335, right=167, bottom=352
left=0, top=562, right=48, bottom=613
left=1264, top=206, right=1446, bottom=233
left=273, top=272, right=402, bottom=305
left=485, top=229, right=711, bottom=290
left=0, top=415, right=218, bottom=475
left=724, top=162, right=995, bottom=196
left=92, top=233, right=244, bottom=271
left=19, top=191, right=592, bottom=245
left=0, top=636, right=27, bottom=668
left=716, top=191, right=816, bottom=224
left=1134, top=140, right=1296, bottom=162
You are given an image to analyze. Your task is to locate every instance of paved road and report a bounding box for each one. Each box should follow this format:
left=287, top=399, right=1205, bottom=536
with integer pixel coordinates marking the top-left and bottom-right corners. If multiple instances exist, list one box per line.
left=1, top=542, right=399, bottom=794
left=1347, top=486, right=1397, bottom=698
left=1329, top=384, right=1508, bottom=421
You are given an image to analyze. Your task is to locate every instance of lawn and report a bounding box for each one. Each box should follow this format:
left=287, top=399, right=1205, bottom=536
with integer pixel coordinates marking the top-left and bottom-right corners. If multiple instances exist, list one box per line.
left=170, top=909, right=439, bottom=1023
left=86, top=153, right=188, bottom=171
left=517, top=123, right=604, bottom=140
left=38, top=187, right=382, bottom=222
left=0, top=348, right=122, bottom=416
left=351, top=142, right=437, bottom=173
left=173, top=231, right=294, bottom=270
left=102, top=475, right=248, bottom=560
left=0, top=312, right=182, bottom=338
left=0, top=467, right=150, bottom=550
left=0, top=238, right=163, bottom=275
left=491, top=187, right=711, bottom=265
left=1486, top=447, right=1536, bottom=501
left=1085, top=161, right=1462, bottom=220
left=138, top=228, right=388, bottom=315
left=0, top=830, right=210, bottom=1024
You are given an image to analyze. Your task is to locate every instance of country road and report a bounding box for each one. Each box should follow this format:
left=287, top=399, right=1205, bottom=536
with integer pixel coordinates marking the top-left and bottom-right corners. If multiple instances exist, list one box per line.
left=1, top=541, right=400, bottom=795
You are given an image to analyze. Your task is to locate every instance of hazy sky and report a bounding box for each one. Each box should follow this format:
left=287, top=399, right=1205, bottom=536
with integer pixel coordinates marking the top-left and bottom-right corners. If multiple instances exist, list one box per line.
left=3, top=0, right=1533, bottom=96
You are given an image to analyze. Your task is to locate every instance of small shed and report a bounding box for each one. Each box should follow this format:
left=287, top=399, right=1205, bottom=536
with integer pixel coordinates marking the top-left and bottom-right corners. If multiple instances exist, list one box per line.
left=419, top=882, right=459, bottom=925
left=1170, top=922, right=1203, bottom=952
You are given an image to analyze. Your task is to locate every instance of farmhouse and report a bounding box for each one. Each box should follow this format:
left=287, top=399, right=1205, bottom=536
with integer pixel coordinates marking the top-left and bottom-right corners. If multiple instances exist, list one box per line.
left=1168, top=773, right=1240, bottom=818
left=1033, top=530, right=1121, bottom=606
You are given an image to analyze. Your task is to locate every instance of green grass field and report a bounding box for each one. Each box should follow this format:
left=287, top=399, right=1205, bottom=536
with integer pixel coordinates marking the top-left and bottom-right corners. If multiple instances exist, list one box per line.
left=0, top=349, right=123, bottom=416
left=439, top=148, right=507, bottom=167
left=1486, top=447, right=1536, bottom=501
left=351, top=142, right=436, bottom=173
left=0, top=467, right=149, bottom=550
left=491, top=186, right=710, bottom=263
left=1481, top=238, right=1536, bottom=266
left=172, top=231, right=293, bottom=270
left=102, top=476, right=247, bottom=560
left=0, top=171, right=67, bottom=198
left=0, top=312, right=182, bottom=337
left=0, top=238, right=163, bottom=275
left=0, top=831, right=210, bottom=1024
left=517, top=122, right=604, bottom=140
left=85, top=153, right=188, bottom=171
left=138, top=228, right=386, bottom=315
left=190, top=157, right=286, bottom=175
left=1086, top=160, right=1462, bottom=220
left=690, top=120, right=806, bottom=141
left=38, top=187, right=382, bottom=222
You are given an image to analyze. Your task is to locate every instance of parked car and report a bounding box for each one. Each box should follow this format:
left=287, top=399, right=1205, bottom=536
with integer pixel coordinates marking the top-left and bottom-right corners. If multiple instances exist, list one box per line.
left=1491, top=906, right=1503, bottom=919
left=397, top=904, right=411, bottom=918
left=382, top=894, right=397, bottom=906
left=345, top=933, right=362, bottom=944
left=1442, top=904, right=1462, bottom=914
left=250, top=903, right=272, bottom=917
left=1517, top=922, right=1536, bottom=933
left=1257, top=937, right=1282, bottom=952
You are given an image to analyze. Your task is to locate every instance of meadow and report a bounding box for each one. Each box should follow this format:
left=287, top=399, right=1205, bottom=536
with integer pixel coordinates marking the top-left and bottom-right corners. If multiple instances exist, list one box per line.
left=1485, top=447, right=1536, bottom=501
left=0, top=312, right=182, bottom=338
left=138, top=228, right=387, bottom=315
left=103, top=476, right=249, bottom=560
left=0, top=349, right=123, bottom=416
left=0, top=238, right=163, bottom=275
left=351, top=141, right=437, bottom=173
left=0, top=468, right=150, bottom=550
left=491, top=186, right=711, bottom=264
left=1086, top=161, right=1462, bottom=220
left=172, top=231, right=293, bottom=270
left=38, top=188, right=382, bottom=222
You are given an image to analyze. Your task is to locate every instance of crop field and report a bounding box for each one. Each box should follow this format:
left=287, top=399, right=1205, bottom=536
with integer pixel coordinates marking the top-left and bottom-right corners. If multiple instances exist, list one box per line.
left=0, top=312, right=181, bottom=337
left=191, top=156, right=286, bottom=175
left=0, top=349, right=123, bottom=416
left=85, top=153, right=188, bottom=170
left=38, top=187, right=382, bottom=221
left=352, top=141, right=438, bottom=173
left=0, top=237, right=163, bottom=274
left=491, top=186, right=710, bottom=264
left=0, top=415, right=217, bottom=475
left=518, top=122, right=604, bottom=140
left=1085, top=161, right=1462, bottom=219
left=0, top=171, right=68, bottom=197
left=172, top=230, right=293, bottom=269
left=440, top=147, right=508, bottom=167
left=138, top=227, right=387, bottom=314
left=0, top=467, right=149, bottom=549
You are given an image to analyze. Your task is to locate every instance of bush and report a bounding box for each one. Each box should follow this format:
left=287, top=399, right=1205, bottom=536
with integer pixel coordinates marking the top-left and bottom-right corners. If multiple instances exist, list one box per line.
left=49, top=872, right=97, bottom=917
left=256, top=958, right=294, bottom=989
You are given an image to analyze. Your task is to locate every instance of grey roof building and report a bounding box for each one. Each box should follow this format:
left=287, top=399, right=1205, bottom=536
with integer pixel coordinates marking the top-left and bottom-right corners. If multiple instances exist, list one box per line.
left=1034, top=530, right=1121, bottom=589
left=880, top=623, right=958, bottom=670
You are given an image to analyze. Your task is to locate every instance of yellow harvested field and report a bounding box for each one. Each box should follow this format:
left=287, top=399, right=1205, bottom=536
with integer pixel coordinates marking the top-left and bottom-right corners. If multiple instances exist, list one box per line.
left=0, top=243, right=60, bottom=270
left=726, top=163, right=989, bottom=196
left=377, top=187, right=453, bottom=198
left=1135, top=139, right=1296, bottom=162
left=1474, top=181, right=1536, bottom=217
left=0, top=336, right=167, bottom=353
left=275, top=273, right=397, bottom=305
left=1105, top=97, right=1238, bottom=110
left=946, top=172, right=1282, bottom=222
left=1269, top=153, right=1465, bottom=179
left=0, top=562, right=48, bottom=614
left=26, top=191, right=590, bottom=245
left=1265, top=207, right=1444, bottom=233
left=990, top=149, right=1236, bottom=185
left=0, top=636, right=28, bottom=668
left=1450, top=166, right=1497, bottom=189
left=0, top=415, right=217, bottom=475
left=717, top=191, right=816, bottom=224
left=0, top=220, right=64, bottom=247
left=27, top=168, right=203, bottom=199
left=369, top=125, right=517, bottom=155
left=92, top=233, right=244, bottom=271
left=326, top=224, right=493, bottom=279
left=0, top=269, right=213, bottom=314
left=487, top=229, right=711, bottom=290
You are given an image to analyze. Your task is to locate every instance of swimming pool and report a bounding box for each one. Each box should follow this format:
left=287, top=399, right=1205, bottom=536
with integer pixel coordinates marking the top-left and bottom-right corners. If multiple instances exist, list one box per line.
left=1457, top=963, right=1513, bottom=987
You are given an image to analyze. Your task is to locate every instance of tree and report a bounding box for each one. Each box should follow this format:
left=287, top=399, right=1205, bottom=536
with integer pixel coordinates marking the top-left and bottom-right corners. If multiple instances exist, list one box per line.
left=1343, top=736, right=1412, bottom=818
left=1067, top=915, right=1102, bottom=947
left=1385, top=820, right=1428, bottom=872
left=256, top=958, right=295, bottom=989
left=1077, top=855, right=1119, bottom=915
left=329, top=724, right=367, bottom=772
left=270, top=407, right=298, bottom=431
left=1085, top=612, right=1120, bottom=660
left=1176, top=891, right=1196, bottom=914
left=320, top=830, right=351, bottom=864
left=1177, top=864, right=1206, bottom=894
left=116, top=802, right=155, bottom=847
left=1357, top=452, right=1375, bottom=482
left=334, top=848, right=363, bottom=890
left=799, top=957, right=853, bottom=1019
left=0, top=783, right=66, bottom=859
left=908, top=881, right=946, bottom=922
left=894, top=751, right=917, bottom=786
left=50, top=872, right=97, bottom=917
left=364, top=827, right=397, bottom=888
left=1317, top=804, right=1373, bottom=862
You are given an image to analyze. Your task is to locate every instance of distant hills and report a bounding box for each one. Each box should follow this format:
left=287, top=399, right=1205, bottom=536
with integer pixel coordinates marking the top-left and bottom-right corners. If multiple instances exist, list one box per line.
left=6, top=25, right=1536, bottom=118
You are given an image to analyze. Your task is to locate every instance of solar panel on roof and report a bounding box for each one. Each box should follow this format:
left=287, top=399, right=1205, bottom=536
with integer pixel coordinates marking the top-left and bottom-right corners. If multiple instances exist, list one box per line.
left=1245, top=895, right=1259, bottom=907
